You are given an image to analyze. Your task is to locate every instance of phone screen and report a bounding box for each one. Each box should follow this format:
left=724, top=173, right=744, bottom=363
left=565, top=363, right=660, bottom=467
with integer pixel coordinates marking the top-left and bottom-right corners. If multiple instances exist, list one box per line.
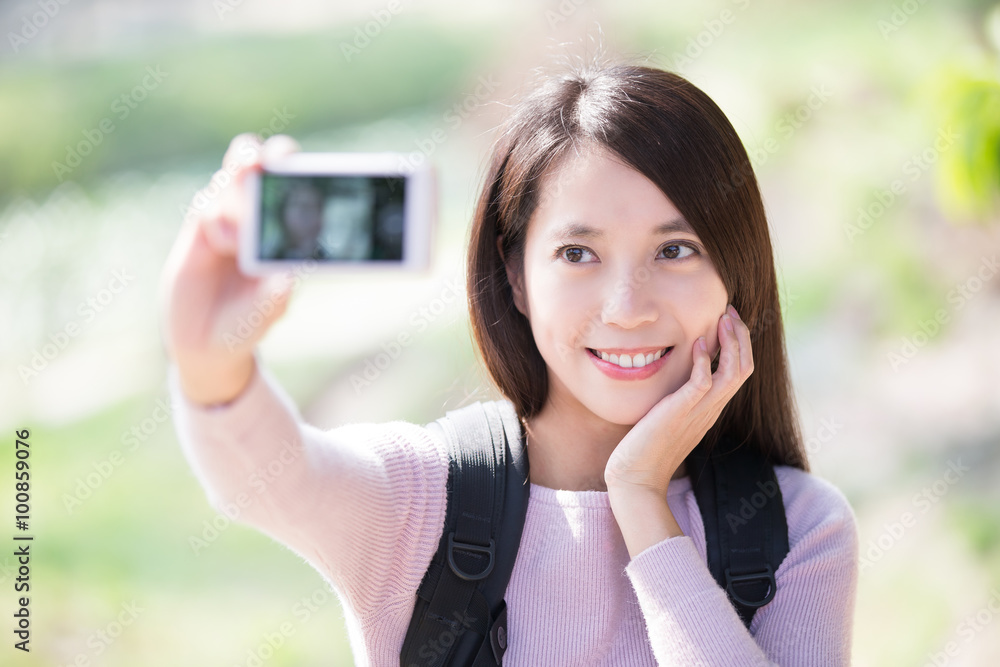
left=258, top=173, right=406, bottom=262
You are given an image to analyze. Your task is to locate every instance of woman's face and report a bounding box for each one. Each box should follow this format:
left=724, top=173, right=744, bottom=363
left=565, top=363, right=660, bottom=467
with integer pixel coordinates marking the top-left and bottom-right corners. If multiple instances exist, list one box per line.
left=282, top=185, right=324, bottom=243
left=509, top=145, right=730, bottom=426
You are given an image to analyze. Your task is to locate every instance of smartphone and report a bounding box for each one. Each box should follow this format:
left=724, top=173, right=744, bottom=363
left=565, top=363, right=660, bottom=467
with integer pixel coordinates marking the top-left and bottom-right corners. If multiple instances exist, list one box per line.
left=240, top=152, right=435, bottom=275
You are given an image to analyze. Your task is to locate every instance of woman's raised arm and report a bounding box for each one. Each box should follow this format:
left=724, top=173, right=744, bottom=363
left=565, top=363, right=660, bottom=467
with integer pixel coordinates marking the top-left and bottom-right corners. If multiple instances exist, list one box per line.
left=159, top=133, right=299, bottom=407
left=159, top=134, right=452, bottom=621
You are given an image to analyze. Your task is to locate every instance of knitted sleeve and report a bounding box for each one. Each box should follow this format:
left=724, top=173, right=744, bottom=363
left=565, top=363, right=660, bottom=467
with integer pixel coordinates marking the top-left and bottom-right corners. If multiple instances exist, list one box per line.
left=167, top=357, right=451, bottom=622
left=623, top=466, right=859, bottom=666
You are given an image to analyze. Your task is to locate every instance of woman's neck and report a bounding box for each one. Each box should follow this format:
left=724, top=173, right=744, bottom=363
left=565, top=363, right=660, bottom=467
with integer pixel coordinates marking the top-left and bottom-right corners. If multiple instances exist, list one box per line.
left=523, top=389, right=686, bottom=493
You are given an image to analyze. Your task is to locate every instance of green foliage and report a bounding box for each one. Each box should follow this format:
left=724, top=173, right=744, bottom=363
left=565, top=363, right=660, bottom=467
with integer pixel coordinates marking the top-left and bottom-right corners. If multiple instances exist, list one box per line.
left=949, top=498, right=1000, bottom=558
left=0, top=21, right=494, bottom=201
left=932, top=66, right=1000, bottom=222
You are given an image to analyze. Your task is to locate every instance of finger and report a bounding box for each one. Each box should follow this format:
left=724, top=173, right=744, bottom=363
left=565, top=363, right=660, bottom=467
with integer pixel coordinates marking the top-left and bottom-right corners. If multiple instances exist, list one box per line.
left=261, top=134, right=301, bottom=164
left=186, top=136, right=256, bottom=257
left=712, top=308, right=742, bottom=387
left=229, top=271, right=297, bottom=347
left=213, top=134, right=301, bottom=255
left=262, top=271, right=297, bottom=311
left=728, top=305, right=754, bottom=380
left=223, top=133, right=264, bottom=173
left=225, top=133, right=300, bottom=227
left=194, top=182, right=239, bottom=257
left=672, top=336, right=713, bottom=409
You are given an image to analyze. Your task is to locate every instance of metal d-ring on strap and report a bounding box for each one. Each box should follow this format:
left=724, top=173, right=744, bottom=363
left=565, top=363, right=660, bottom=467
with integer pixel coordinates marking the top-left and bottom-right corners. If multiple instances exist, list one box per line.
left=448, top=534, right=496, bottom=581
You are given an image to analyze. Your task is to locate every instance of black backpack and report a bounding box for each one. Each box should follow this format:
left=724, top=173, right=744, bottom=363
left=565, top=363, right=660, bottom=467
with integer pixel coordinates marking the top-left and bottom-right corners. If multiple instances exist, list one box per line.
left=400, top=400, right=790, bottom=666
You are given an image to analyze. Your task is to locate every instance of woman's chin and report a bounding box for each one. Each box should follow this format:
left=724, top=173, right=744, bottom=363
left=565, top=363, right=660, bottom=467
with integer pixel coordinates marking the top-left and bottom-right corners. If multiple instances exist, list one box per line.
left=580, top=396, right=661, bottom=427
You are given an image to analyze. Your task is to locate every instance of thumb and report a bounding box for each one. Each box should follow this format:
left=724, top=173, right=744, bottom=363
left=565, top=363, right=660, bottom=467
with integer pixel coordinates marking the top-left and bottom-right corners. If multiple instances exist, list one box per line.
left=258, top=271, right=297, bottom=314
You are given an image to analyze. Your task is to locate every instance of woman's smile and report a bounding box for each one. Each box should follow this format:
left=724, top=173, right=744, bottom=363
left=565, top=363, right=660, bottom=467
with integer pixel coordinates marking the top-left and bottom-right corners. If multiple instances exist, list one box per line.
left=586, top=346, right=674, bottom=380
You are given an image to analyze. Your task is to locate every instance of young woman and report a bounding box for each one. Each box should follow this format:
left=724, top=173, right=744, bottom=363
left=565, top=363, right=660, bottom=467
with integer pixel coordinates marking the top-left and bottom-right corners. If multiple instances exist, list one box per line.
left=266, top=180, right=331, bottom=260
left=161, top=62, right=859, bottom=665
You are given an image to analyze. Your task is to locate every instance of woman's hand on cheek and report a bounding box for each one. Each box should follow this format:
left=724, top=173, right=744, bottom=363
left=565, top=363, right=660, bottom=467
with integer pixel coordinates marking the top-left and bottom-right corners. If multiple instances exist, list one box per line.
left=604, top=304, right=754, bottom=497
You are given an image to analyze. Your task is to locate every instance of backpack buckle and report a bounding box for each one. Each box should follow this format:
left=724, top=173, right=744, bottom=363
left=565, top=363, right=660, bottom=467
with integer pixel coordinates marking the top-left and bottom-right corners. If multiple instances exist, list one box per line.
left=724, top=565, right=776, bottom=607
left=447, top=533, right=495, bottom=581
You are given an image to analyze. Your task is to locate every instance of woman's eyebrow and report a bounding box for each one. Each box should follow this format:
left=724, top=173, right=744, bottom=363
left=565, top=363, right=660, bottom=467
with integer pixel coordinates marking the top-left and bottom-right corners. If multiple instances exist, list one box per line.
left=548, top=217, right=695, bottom=241
left=548, top=223, right=602, bottom=240
left=654, top=218, right=695, bottom=235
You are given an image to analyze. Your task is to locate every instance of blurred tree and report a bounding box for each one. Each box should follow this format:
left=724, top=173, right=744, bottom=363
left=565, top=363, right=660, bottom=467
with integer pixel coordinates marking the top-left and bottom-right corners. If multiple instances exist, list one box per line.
left=934, top=6, right=1000, bottom=223
left=936, top=71, right=1000, bottom=222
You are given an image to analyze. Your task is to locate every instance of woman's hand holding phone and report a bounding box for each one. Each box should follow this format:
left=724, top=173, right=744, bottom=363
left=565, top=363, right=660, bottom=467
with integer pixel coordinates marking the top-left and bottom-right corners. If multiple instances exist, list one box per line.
left=159, top=133, right=300, bottom=406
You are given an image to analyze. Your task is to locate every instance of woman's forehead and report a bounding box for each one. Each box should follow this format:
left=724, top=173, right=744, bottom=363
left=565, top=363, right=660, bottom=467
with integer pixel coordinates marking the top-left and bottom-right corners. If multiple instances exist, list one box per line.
left=530, top=146, right=687, bottom=237
left=288, top=185, right=322, bottom=201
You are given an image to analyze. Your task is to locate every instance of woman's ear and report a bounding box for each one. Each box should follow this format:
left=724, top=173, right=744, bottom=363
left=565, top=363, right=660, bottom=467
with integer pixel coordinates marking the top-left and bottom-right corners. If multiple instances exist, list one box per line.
left=497, top=234, right=528, bottom=318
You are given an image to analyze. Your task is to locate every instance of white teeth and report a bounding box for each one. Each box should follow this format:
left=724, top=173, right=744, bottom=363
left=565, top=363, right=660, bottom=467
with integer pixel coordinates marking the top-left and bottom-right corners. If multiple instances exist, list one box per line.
left=594, top=347, right=669, bottom=368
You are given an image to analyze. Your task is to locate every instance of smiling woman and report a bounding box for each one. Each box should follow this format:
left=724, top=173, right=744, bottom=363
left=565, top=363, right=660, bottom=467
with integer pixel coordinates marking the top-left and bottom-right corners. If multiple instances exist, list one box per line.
left=509, top=147, right=729, bottom=429
left=164, top=58, right=858, bottom=667
left=469, top=65, right=805, bottom=474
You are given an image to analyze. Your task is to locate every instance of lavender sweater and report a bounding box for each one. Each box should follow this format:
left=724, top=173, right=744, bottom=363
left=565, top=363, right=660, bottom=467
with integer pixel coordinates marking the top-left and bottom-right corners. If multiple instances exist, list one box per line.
left=169, top=361, right=859, bottom=666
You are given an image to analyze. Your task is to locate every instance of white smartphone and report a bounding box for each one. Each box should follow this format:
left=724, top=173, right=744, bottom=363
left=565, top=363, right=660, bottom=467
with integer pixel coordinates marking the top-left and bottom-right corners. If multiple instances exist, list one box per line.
left=240, top=152, right=435, bottom=275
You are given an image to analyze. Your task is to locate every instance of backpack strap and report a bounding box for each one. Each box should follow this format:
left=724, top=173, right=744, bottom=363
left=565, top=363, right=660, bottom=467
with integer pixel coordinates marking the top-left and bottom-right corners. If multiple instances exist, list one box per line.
left=401, top=400, right=529, bottom=667
left=685, top=435, right=790, bottom=630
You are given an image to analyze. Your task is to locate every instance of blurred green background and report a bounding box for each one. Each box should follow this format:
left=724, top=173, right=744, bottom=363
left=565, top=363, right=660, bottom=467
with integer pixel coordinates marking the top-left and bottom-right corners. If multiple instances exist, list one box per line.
left=2, top=1, right=1000, bottom=665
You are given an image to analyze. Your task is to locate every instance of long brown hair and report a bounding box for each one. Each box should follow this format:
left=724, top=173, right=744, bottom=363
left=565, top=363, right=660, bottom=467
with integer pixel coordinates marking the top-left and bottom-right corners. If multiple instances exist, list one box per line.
left=466, top=62, right=808, bottom=471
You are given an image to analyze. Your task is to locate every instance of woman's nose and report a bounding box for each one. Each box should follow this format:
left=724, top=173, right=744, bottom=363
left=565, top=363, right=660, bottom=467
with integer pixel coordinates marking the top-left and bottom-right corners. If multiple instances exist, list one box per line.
left=600, top=268, right=658, bottom=329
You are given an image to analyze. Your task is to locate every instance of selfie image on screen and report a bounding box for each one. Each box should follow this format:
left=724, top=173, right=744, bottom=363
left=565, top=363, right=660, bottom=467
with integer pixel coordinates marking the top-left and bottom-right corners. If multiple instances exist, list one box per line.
left=259, top=173, right=406, bottom=261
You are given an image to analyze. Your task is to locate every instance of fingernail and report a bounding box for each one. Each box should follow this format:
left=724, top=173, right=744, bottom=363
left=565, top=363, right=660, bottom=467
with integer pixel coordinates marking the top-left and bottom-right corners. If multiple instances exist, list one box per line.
left=699, top=337, right=707, bottom=351
left=728, top=304, right=740, bottom=320
left=724, top=314, right=734, bottom=331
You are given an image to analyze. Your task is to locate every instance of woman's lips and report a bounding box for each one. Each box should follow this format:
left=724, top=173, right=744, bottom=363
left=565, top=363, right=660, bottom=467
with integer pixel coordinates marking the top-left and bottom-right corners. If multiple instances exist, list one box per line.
left=587, top=347, right=673, bottom=380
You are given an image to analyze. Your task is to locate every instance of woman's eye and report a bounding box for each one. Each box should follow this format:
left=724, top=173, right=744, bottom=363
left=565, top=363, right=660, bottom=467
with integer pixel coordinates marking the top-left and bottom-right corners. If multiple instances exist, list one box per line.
left=561, top=246, right=595, bottom=263
left=659, top=243, right=696, bottom=260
